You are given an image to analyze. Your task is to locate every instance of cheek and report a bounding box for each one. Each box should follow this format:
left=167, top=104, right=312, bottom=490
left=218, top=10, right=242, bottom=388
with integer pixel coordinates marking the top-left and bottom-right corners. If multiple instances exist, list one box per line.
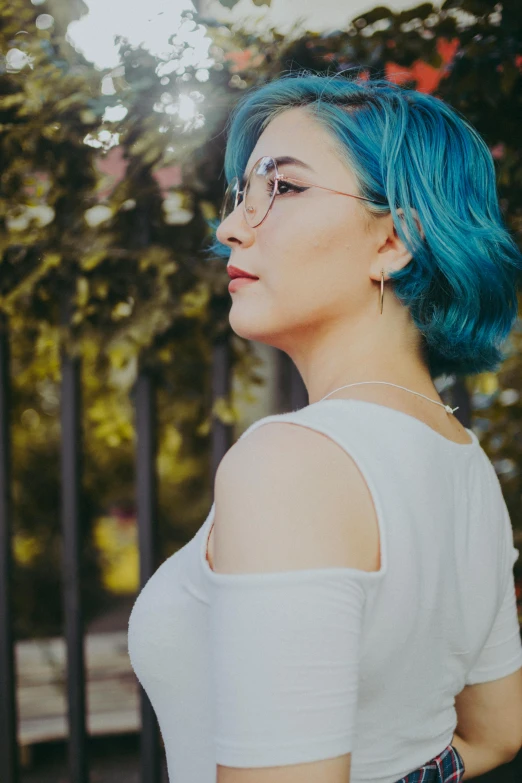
left=253, top=201, right=370, bottom=315
left=259, top=201, right=340, bottom=263
left=262, top=205, right=361, bottom=287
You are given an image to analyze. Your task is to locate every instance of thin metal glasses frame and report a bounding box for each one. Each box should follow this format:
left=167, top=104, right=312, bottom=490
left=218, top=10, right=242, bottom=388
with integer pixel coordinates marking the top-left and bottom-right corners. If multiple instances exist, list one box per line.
left=221, top=155, right=388, bottom=228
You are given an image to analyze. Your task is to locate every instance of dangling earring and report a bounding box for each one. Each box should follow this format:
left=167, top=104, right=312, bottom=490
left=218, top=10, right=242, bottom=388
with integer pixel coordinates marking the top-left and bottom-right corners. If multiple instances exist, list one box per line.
left=380, top=268, right=385, bottom=315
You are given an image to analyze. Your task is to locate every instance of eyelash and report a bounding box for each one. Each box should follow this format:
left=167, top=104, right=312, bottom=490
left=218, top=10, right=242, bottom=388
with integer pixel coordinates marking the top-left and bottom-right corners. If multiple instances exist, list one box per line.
left=266, top=178, right=308, bottom=197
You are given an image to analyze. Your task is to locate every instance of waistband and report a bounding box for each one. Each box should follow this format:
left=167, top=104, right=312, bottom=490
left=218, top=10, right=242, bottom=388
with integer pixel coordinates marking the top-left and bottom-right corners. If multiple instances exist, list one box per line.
left=395, top=743, right=465, bottom=782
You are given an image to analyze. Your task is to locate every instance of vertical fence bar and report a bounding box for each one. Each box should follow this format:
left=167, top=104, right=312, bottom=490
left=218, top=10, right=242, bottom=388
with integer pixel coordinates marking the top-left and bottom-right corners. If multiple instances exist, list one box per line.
left=275, top=350, right=308, bottom=413
left=211, top=338, right=234, bottom=479
left=135, top=369, right=161, bottom=783
left=289, top=359, right=308, bottom=411
left=274, top=349, right=290, bottom=414
left=0, top=314, right=19, bottom=783
left=60, top=313, right=89, bottom=783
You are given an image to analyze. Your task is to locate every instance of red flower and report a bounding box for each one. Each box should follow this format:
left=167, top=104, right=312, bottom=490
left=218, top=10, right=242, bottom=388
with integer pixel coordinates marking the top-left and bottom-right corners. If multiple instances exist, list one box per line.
left=95, top=146, right=128, bottom=201
left=490, top=143, right=505, bottom=160
left=436, top=37, right=459, bottom=65
left=224, top=48, right=264, bottom=73
left=411, top=60, right=443, bottom=93
left=385, top=61, right=414, bottom=85
left=385, top=37, right=460, bottom=94
left=152, top=165, right=182, bottom=195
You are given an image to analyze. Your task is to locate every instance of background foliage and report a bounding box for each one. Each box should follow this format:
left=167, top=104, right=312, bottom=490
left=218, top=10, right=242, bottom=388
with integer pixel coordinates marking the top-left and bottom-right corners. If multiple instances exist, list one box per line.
left=1, top=0, right=521, bottom=637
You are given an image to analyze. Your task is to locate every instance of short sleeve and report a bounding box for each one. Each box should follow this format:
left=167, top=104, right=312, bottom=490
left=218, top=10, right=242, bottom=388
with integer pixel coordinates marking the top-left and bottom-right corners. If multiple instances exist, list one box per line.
left=208, top=569, right=368, bottom=768
left=465, top=545, right=522, bottom=685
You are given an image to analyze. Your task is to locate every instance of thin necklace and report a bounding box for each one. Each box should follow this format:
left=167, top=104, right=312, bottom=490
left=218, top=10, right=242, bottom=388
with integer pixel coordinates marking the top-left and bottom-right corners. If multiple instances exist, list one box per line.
left=319, top=381, right=459, bottom=414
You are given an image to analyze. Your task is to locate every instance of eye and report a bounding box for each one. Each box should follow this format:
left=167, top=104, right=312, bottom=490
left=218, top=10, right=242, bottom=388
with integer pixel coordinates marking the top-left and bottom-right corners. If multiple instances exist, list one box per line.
left=266, top=177, right=308, bottom=197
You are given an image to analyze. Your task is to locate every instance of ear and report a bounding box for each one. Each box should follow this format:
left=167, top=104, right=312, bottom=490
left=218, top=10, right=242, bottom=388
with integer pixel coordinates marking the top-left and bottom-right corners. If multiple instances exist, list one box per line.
left=397, top=207, right=425, bottom=243
left=373, top=207, right=424, bottom=279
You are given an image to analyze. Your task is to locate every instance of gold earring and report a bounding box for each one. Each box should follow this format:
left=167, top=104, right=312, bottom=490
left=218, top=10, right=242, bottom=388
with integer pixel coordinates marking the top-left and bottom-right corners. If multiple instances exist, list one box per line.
left=380, top=268, right=385, bottom=315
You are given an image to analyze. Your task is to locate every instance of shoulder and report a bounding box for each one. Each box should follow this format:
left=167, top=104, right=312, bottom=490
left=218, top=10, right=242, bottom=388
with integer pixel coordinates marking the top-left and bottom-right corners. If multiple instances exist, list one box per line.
left=213, top=419, right=380, bottom=575
left=216, top=418, right=358, bottom=494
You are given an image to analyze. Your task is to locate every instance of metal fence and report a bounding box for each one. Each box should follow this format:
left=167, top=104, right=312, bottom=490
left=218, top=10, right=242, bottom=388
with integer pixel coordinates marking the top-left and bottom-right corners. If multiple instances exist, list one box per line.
left=0, top=315, right=309, bottom=783
left=4, top=314, right=517, bottom=783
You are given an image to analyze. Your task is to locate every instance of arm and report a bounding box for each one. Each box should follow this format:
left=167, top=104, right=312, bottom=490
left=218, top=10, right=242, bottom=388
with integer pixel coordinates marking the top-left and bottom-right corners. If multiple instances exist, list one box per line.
left=451, top=665, right=522, bottom=779
left=217, top=757, right=350, bottom=783
left=450, top=493, right=522, bottom=778
left=451, top=730, right=518, bottom=780
left=452, top=539, right=522, bottom=779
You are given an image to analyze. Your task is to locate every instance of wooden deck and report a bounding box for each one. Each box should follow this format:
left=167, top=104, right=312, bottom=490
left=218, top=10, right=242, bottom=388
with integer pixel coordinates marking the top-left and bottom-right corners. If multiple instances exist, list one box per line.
left=16, top=630, right=139, bottom=748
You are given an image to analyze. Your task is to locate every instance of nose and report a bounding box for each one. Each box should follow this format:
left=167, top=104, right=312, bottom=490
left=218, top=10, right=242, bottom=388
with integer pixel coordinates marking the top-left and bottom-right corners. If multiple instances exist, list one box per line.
left=216, top=203, right=256, bottom=249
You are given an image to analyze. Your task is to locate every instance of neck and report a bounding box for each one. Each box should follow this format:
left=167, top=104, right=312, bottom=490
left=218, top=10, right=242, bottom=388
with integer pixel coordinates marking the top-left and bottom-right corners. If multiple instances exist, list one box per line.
left=292, top=333, right=436, bottom=407
left=270, top=289, right=438, bottom=406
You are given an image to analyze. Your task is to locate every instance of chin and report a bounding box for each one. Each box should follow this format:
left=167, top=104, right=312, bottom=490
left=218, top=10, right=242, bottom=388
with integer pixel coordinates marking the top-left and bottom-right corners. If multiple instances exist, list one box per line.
left=229, top=318, right=288, bottom=352
left=228, top=321, right=265, bottom=343
left=228, top=309, right=264, bottom=339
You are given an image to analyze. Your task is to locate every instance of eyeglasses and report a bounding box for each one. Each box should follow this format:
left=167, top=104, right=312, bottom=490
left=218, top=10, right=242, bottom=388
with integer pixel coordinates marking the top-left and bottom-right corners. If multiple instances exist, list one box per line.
left=220, top=155, right=387, bottom=228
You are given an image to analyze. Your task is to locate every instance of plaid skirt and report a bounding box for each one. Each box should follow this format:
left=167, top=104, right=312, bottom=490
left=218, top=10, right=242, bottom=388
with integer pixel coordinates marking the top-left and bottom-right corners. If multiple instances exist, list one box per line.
left=395, top=743, right=465, bottom=782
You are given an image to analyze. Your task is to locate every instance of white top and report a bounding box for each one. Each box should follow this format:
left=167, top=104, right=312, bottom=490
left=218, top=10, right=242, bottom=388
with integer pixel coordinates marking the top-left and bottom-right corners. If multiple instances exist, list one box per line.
left=127, top=399, right=522, bottom=783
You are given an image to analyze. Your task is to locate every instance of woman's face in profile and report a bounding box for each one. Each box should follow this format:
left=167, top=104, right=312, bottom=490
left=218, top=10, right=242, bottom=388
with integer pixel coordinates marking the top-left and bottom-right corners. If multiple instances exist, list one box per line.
left=216, top=106, right=388, bottom=353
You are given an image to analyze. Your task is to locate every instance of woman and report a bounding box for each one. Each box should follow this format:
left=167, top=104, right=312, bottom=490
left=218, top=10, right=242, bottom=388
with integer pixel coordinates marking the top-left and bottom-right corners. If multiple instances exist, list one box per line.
left=128, top=71, right=522, bottom=782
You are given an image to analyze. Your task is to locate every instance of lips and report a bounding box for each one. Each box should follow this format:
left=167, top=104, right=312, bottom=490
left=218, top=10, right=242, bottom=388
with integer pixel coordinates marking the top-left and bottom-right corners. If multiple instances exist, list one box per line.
left=228, top=275, right=258, bottom=292
left=227, top=265, right=259, bottom=280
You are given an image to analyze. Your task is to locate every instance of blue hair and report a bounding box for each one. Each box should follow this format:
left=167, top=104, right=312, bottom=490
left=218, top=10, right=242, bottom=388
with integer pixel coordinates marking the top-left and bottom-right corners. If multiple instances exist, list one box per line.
left=203, top=69, right=522, bottom=378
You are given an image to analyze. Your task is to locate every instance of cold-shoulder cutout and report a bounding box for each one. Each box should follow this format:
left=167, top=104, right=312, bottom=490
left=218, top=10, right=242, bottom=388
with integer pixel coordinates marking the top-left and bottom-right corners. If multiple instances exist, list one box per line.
left=201, top=410, right=389, bottom=582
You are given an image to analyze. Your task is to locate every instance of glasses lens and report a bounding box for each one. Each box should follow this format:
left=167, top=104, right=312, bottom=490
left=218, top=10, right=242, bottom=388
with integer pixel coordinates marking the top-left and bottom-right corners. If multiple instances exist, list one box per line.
left=244, top=156, right=276, bottom=227
left=220, top=177, right=240, bottom=223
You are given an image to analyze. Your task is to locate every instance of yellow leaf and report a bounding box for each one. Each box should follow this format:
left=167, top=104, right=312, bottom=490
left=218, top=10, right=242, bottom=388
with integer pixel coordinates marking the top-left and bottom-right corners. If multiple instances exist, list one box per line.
left=112, top=301, right=133, bottom=320
left=157, top=347, right=173, bottom=362
left=199, top=200, right=217, bottom=221
left=0, top=93, right=24, bottom=110
left=162, top=261, right=178, bottom=276
left=107, top=343, right=133, bottom=369
left=212, top=396, right=239, bottom=426
left=13, top=534, right=43, bottom=566
left=81, top=251, right=106, bottom=271
left=76, top=277, right=89, bottom=306
left=93, top=516, right=139, bottom=594
left=476, top=372, right=499, bottom=396
left=180, top=281, right=210, bottom=318
left=138, top=245, right=172, bottom=271
left=196, top=416, right=211, bottom=437
left=162, top=424, right=183, bottom=455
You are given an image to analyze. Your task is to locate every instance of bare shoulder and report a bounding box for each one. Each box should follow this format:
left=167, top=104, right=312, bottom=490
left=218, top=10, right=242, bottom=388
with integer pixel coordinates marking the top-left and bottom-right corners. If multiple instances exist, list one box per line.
left=213, top=421, right=381, bottom=575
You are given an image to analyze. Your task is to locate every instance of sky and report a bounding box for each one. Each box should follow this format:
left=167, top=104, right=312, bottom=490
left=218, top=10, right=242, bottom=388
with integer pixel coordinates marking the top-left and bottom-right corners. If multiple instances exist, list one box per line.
left=67, top=0, right=440, bottom=70
left=203, top=0, right=443, bottom=35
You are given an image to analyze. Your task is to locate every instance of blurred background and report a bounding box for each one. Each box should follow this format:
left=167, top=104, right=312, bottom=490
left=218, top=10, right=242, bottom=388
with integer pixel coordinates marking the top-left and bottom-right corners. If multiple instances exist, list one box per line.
left=0, top=0, right=521, bottom=781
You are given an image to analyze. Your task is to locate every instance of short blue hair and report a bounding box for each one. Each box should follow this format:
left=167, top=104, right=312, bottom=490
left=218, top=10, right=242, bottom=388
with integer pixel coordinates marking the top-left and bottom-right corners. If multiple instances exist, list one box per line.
left=204, top=70, right=522, bottom=378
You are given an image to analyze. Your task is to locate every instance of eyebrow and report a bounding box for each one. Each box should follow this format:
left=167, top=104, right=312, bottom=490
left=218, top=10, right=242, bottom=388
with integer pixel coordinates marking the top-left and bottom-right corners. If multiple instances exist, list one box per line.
left=240, top=156, right=315, bottom=188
